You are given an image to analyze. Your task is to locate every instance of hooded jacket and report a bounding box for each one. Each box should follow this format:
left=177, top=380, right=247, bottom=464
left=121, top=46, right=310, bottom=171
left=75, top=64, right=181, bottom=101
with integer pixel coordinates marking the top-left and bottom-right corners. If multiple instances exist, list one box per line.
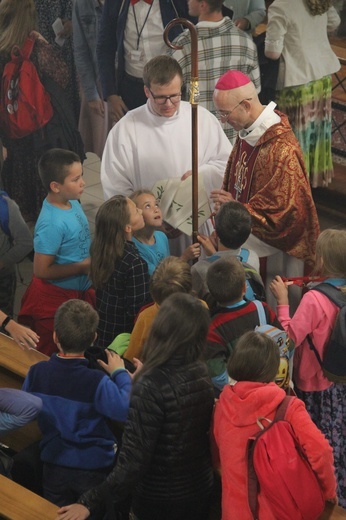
left=212, top=382, right=336, bottom=519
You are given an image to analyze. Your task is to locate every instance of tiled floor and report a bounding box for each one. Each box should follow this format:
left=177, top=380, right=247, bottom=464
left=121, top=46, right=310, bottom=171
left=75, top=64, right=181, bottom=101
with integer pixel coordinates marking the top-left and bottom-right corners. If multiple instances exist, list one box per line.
left=13, top=151, right=346, bottom=319
left=14, top=152, right=103, bottom=319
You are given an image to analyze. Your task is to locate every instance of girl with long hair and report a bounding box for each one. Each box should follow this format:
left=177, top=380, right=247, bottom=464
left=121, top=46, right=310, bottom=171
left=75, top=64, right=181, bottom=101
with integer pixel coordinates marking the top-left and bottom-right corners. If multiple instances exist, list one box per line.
left=90, top=195, right=150, bottom=347
left=270, top=228, right=346, bottom=506
left=55, top=293, right=215, bottom=520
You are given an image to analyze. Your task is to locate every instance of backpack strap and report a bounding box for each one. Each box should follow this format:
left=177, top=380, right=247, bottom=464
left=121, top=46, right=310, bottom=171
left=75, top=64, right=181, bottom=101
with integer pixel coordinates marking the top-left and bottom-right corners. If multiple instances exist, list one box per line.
left=312, top=283, right=346, bottom=309
left=247, top=396, right=294, bottom=518
left=253, top=299, right=266, bottom=326
left=239, top=247, right=250, bottom=263
left=274, top=395, right=294, bottom=421
left=21, top=36, right=35, bottom=59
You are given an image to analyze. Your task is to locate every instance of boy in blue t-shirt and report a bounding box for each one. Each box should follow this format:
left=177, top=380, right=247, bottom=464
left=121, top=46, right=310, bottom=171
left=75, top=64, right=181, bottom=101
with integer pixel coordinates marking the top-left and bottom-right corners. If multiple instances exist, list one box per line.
left=130, top=190, right=200, bottom=275
left=19, top=148, right=94, bottom=356
left=23, top=299, right=131, bottom=509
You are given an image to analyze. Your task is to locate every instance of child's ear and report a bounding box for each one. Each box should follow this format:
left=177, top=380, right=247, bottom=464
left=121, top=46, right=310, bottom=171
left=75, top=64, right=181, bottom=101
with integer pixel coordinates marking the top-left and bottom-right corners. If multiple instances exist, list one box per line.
left=93, top=332, right=97, bottom=345
left=125, top=223, right=132, bottom=234
left=242, top=282, right=247, bottom=295
left=50, top=181, right=60, bottom=193
left=53, top=331, right=62, bottom=351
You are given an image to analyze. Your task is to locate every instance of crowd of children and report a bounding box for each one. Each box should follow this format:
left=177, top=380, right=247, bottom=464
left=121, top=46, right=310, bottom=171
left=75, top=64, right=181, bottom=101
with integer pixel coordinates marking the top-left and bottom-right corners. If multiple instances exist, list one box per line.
left=0, top=144, right=345, bottom=518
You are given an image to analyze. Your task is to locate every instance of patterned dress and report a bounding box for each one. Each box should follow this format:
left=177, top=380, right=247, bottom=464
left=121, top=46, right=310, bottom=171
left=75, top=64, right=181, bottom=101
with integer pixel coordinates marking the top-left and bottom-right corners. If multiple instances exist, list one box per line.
left=0, top=39, right=69, bottom=222
left=34, top=0, right=80, bottom=123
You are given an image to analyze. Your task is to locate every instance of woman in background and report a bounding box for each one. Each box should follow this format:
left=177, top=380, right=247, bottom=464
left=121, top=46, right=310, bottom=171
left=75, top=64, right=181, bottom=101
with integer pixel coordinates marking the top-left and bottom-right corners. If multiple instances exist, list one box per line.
left=265, top=0, right=340, bottom=188
left=72, top=0, right=111, bottom=158
left=0, top=0, right=70, bottom=221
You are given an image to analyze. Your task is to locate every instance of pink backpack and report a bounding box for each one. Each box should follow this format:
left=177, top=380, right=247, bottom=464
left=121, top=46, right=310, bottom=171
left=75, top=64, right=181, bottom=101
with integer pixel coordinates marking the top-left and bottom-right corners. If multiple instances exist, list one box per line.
left=247, top=396, right=325, bottom=520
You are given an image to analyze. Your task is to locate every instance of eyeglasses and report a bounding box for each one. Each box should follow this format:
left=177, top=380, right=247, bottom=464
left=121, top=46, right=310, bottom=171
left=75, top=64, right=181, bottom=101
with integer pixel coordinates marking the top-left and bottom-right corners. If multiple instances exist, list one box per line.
left=215, top=98, right=252, bottom=121
left=148, top=87, right=182, bottom=105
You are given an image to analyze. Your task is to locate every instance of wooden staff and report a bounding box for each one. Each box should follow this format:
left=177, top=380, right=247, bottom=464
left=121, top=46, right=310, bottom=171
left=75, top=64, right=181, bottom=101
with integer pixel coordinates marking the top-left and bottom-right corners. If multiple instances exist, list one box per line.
left=164, top=19, right=199, bottom=246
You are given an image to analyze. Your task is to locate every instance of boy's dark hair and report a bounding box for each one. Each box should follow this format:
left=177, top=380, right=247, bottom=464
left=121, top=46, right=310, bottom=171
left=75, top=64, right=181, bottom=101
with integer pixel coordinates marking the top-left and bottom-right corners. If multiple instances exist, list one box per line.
left=143, top=55, right=183, bottom=88
left=199, top=0, right=223, bottom=13
left=54, top=299, right=99, bottom=353
left=150, top=256, right=192, bottom=305
left=207, top=256, right=245, bottom=305
left=227, top=331, right=280, bottom=383
left=38, top=148, right=81, bottom=192
left=215, top=201, right=252, bottom=250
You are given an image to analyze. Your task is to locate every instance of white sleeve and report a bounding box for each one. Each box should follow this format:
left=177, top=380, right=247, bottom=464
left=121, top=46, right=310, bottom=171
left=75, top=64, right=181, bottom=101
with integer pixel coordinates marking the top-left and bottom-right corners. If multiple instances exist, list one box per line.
left=101, top=117, right=137, bottom=199
left=327, top=6, right=341, bottom=33
left=265, top=0, right=288, bottom=56
left=197, top=108, right=232, bottom=197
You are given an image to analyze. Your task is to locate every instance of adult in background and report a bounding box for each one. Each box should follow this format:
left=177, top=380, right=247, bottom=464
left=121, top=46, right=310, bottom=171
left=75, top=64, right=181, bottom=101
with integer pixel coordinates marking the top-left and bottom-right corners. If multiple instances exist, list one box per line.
left=170, top=0, right=261, bottom=143
left=265, top=0, right=340, bottom=187
left=97, top=0, right=195, bottom=125
left=34, top=0, right=80, bottom=123
left=211, top=71, right=320, bottom=309
left=72, top=0, right=111, bottom=159
left=101, top=56, right=231, bottom=255
left=0, top=0, right=77, bottom=222
left=222, top=0, right=266, bottom=32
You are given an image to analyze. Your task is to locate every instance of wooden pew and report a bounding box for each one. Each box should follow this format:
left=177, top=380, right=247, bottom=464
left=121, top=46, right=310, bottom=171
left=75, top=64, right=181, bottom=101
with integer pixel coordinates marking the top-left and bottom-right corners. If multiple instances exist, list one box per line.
left=319, top=502, right=346, bottom=520
left=0, top=332, right=48, bottom=452
left=0, top=474, right=57, bottom=520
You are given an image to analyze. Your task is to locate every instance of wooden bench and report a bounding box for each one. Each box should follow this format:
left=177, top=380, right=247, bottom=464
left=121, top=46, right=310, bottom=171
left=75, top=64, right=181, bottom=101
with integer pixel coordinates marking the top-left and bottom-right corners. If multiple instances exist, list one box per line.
left=0, top=474, right=57, bottom=520
left=319, top=502, right=346, bottom=519
left=0, top=332, right=48, bottom=452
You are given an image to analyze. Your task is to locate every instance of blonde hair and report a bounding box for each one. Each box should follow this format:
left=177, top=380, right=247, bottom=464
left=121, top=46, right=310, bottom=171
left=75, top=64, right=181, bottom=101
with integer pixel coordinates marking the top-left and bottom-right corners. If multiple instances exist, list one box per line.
left=150, top=257, right=192, bottom=305
left=315, top=229, right=346, bottom=288
left=129, top=189, right=155, bottom=206
left=0, top=0, right=38, bottom=56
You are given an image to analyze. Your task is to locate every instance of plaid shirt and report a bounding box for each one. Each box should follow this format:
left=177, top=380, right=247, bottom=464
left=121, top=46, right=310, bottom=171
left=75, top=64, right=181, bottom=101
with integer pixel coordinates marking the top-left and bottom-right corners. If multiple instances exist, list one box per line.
left=171, top=18, right=261, bottom=143
left=96, top=241, right=150, bottom=347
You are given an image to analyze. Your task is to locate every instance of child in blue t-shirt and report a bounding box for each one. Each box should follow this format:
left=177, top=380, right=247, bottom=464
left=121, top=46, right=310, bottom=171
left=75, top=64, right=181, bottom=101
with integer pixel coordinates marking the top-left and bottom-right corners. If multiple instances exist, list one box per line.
left=18, top=148, right=94, bottom=356
left=130, top=190, right=200, bottom=275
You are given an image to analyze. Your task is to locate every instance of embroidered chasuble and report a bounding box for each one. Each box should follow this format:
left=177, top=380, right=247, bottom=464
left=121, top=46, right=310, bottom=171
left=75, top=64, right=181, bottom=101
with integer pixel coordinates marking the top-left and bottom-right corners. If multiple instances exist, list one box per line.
left=232, top=140, right=260, bottom=202
left=222, top=111, right=320, bottom=268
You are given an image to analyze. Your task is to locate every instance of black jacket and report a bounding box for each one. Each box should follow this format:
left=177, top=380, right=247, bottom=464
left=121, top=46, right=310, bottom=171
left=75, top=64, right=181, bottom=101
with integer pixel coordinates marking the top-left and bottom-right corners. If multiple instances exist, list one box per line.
left=79, top=359, right=215, bottom=519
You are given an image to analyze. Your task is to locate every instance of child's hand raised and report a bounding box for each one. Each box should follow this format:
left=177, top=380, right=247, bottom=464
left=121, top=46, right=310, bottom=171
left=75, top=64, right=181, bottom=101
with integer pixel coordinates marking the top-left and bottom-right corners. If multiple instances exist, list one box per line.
left=269, top=275, right=292, bottom=305
left=197, top=234, right=216, bottom=256
left=181, top=243, right=201, bottom=262
left=98, top=349, right=125, bottom=375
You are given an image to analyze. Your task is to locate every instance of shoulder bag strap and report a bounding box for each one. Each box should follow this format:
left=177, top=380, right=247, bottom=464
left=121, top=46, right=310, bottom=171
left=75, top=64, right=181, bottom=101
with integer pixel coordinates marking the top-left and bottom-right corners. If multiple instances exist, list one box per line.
left=253, top=299, right=266, bottom=326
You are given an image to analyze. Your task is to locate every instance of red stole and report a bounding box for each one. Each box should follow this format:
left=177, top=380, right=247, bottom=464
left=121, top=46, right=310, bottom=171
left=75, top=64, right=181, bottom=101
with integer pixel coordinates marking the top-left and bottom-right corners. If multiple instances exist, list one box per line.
left=232, top=139, right=261, bottom=203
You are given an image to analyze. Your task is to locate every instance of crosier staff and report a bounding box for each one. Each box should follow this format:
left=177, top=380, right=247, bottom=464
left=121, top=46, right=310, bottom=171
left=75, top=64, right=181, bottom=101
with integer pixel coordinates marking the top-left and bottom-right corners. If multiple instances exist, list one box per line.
left=164, top=19, right=199, bottom=250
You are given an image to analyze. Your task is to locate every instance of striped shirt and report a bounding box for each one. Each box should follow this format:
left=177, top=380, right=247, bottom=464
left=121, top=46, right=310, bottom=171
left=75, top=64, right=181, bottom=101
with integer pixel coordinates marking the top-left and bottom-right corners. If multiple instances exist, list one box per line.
left=171, top=17, right=261, bottom=143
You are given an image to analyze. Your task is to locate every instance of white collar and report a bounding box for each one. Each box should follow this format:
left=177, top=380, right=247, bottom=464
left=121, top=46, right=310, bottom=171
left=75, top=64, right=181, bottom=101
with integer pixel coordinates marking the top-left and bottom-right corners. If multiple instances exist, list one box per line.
left=146, top=99, right=180, bottom=119
left=197, top=17, right=227, bottom=28
left=239, top=101, right=280, bottom=146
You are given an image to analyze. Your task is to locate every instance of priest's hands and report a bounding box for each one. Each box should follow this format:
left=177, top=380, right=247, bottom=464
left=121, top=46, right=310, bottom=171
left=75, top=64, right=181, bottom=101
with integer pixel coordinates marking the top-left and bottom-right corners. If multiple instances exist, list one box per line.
left=210, top=189, right=234, bottom=212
